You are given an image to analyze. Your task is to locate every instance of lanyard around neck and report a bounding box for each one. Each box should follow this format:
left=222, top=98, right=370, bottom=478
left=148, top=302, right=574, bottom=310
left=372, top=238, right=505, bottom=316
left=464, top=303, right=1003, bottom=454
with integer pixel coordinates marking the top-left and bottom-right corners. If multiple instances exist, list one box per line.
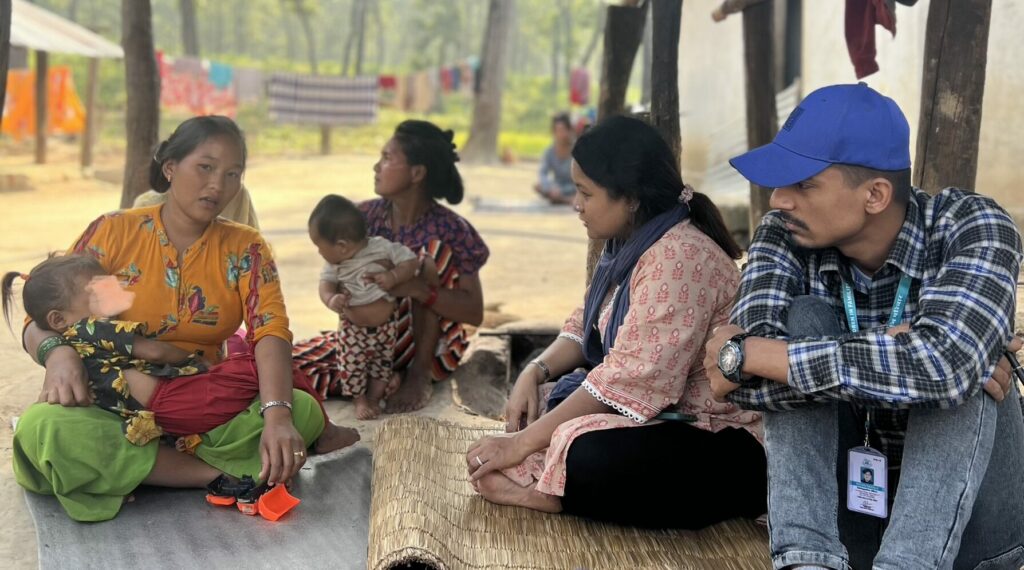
left=840, top=272, right=912, bottom=333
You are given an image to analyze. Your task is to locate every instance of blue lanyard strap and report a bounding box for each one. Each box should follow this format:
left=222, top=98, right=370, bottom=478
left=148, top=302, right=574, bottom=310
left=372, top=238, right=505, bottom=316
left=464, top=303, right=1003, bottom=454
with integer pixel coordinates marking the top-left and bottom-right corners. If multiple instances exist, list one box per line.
left=840, top=272, right=912, bottom=333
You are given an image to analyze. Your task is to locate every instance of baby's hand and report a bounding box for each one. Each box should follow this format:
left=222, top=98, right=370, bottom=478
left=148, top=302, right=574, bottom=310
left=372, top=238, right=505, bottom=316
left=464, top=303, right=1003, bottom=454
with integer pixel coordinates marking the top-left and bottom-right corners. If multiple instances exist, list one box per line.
left=364, top=270, right=398, bottom=290
left=328, top=292, right=351, bottom=313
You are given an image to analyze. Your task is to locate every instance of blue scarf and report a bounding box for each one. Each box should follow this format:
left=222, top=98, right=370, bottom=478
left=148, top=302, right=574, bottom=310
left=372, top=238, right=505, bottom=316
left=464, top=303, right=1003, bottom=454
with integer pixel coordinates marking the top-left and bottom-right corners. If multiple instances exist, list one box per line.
left=547, top=204, right=689, bottom=410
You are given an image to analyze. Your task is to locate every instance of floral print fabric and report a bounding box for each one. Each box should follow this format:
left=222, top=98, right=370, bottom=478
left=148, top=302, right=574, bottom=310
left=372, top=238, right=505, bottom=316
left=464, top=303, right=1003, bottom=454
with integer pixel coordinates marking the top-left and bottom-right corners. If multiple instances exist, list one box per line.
left=69, top=205, right=292, bottom=361
left=65, top=317, right=206, bottom=445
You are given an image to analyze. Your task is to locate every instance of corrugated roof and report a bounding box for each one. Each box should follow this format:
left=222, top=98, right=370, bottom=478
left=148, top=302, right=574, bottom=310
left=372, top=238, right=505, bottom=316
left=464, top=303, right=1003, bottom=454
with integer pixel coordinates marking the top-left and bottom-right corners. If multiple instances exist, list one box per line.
left=9, top=0, right=123, bottom=59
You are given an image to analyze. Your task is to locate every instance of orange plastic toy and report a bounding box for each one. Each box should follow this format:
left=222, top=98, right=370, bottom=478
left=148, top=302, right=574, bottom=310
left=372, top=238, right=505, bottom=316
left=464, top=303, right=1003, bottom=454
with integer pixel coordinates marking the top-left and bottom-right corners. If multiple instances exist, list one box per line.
left=256, top=485, right=301, bottom=521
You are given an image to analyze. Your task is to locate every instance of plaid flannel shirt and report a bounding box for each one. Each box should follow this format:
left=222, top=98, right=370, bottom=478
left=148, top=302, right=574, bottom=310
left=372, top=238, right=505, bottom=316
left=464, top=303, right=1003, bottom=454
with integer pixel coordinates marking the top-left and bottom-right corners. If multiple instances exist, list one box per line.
left=729, top=188, right=1022, bottom=464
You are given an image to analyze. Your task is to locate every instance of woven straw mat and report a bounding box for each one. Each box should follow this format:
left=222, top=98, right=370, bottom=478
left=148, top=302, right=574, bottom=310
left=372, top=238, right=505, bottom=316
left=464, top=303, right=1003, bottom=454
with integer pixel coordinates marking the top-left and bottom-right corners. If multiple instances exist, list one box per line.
left=368, top=416, right=770, bottom=570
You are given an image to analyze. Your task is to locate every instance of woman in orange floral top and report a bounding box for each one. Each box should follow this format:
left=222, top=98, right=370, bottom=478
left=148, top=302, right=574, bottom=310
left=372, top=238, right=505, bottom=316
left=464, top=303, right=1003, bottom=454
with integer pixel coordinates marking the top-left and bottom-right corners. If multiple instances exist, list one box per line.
left=13, top=117, right=357, bottom=522
left=466, top=117, right=766, bottom=528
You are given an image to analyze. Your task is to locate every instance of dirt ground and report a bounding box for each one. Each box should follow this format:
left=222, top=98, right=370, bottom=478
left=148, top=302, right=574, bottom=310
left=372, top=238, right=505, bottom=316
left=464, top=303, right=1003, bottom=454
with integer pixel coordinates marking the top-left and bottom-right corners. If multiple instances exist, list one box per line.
left=0, top=141, right=587, bottom=568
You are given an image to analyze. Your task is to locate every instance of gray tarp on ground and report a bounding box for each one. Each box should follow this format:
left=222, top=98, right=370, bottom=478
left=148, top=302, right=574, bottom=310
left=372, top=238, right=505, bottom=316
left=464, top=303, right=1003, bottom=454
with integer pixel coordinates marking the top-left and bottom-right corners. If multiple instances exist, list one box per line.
left=24, top=445, right=372, bottom=570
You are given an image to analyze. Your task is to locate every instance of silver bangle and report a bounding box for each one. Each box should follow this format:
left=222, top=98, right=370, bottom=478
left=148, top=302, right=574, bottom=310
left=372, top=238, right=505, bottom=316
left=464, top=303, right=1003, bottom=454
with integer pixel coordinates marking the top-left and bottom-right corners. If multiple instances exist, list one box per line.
left=259, top=400, right=293, bottom=417
left=529, top=359, right=551, bottom=382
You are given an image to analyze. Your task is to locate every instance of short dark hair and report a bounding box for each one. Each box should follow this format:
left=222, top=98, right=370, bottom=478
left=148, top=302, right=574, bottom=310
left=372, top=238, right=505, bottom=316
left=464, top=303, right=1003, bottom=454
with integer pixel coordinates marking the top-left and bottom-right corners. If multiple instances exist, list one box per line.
left=393, top=120, right=464, bottom=205
left=2, top=254, right=106, bottom=331
left=150, top=115, right=247, bottom=193
left=833, top=164, right=912, bottom=205
left=572, top=115, right=742, bottom=259
left=551, top=112, right=572, bottom=131
left=308, top=195, right=367, bottom=244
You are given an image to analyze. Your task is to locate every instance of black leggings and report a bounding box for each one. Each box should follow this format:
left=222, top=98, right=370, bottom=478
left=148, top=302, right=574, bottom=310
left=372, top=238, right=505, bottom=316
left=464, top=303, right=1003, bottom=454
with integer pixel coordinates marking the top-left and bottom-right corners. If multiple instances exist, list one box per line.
left=560, top=421, right=768, bottom=529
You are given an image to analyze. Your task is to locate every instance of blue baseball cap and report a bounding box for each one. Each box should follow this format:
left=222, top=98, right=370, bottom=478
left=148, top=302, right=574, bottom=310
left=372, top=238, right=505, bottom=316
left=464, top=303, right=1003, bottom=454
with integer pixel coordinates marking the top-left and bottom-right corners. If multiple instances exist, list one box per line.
left=729, top=83, right=911, bottom=188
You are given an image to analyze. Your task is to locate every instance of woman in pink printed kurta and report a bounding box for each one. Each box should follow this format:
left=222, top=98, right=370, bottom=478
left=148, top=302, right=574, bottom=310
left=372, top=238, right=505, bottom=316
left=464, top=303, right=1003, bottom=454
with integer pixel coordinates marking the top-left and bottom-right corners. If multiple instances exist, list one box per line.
left=466, top=116, right=766, bottom=529
left=506, top=221, right=761, bottom=496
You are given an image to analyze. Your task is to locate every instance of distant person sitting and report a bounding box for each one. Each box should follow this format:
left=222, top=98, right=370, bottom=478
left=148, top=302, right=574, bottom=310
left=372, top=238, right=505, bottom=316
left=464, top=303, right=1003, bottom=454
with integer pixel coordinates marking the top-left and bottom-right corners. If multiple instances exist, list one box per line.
left=534, top=113, right=576, bottom=205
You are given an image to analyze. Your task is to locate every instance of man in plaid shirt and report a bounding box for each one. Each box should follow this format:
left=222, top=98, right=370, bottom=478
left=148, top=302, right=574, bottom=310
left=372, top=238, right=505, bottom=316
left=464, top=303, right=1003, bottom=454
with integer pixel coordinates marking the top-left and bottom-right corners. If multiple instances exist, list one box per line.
left=703, top=83, right=1024, bottom=570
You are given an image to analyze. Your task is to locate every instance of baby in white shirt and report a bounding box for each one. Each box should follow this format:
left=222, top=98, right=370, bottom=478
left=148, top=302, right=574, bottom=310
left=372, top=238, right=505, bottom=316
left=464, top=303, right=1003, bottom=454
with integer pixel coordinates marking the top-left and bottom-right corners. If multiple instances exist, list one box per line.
left=308, top=194, right=426, bottom=419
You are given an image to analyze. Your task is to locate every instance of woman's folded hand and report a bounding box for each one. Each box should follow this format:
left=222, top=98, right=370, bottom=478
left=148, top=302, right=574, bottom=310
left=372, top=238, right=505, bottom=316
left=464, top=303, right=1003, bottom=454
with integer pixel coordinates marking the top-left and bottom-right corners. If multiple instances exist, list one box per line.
left=465, top=433, right=532, bottom=482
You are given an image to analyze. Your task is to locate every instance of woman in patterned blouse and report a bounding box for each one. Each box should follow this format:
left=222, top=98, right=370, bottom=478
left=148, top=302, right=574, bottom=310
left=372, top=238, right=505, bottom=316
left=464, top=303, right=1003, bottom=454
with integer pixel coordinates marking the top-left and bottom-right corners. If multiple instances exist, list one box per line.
left=465, top=116, right=767, bottom=528
left=293, top=120, right=489, bottom=413
left=14, top=116, right=357, bottom=521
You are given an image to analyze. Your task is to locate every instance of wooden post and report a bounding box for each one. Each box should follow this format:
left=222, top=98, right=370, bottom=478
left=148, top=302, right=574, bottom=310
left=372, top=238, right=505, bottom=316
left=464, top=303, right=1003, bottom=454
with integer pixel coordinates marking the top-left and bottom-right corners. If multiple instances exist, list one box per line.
left=587, top=2, right=649, bottom=283
left=35, top=51, right=49, bottom=165
left=320, top=125, right=331, bottom=155
left=914, top=0, right=992, bottom=194
left=741, top=1, right=778, bottom=237
left=121, top=0, right=161, bottom=209
left=0, top=0, right=11, bottom=133
left=81, top=58, right=100, bottom=171
left=650, top=0, right=682, bottom=164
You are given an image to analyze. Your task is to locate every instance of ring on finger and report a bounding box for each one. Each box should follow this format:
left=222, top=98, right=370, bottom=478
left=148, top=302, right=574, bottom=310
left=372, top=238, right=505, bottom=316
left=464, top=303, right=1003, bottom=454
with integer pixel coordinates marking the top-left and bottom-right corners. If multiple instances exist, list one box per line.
left=293, top=450, right=306, bottom=458
left=475, top=456, right=485, bottom=467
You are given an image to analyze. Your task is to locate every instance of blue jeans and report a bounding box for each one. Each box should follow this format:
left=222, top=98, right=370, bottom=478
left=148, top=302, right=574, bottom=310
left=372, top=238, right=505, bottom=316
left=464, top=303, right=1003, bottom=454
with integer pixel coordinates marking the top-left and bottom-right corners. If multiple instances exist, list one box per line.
left=764, top=296, right=1024, bottom=570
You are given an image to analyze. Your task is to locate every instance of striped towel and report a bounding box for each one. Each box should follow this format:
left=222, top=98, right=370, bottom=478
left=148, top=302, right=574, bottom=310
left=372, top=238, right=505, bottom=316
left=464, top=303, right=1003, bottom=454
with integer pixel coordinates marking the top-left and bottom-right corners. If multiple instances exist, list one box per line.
left=268, top=73, right=378, bottom=125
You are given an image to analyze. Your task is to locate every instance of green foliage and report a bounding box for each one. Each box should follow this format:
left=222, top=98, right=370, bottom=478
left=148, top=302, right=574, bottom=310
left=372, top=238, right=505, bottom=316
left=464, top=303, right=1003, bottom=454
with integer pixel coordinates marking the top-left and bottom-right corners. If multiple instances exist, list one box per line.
left=24, top=0, right=622, bottom=161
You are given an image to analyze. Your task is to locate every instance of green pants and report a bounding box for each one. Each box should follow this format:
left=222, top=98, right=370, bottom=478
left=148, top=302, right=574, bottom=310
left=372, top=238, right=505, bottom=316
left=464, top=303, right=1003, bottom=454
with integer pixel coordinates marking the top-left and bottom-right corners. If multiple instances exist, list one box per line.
left=12, top=390, right=324, bottom=522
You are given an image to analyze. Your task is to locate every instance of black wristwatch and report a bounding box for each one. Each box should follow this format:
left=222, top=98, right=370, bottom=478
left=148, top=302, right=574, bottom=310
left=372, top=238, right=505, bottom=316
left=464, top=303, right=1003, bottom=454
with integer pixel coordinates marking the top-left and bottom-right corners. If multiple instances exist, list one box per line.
left=718, top=333, right=754, bottom=384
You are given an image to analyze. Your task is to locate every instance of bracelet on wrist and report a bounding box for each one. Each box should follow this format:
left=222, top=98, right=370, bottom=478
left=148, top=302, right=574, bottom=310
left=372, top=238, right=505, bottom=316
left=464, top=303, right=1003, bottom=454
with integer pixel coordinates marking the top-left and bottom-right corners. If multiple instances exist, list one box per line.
left=529, top=359, right=552, bottom=382
left=259, top=400, right=293, bottom=417
left=37, top=335, right=70, bottom=365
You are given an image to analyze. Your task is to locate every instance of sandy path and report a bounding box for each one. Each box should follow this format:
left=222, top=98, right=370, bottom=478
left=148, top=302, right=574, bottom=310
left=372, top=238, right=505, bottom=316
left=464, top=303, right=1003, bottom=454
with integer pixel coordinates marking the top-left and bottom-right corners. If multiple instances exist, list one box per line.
left=0, top=144, right=586, bottom=568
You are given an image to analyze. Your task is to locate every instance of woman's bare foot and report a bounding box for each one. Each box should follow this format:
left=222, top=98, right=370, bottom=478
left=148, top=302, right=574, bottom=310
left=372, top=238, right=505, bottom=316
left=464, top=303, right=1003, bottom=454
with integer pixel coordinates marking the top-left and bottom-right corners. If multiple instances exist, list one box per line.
left=473, top=471, right=562, bottom=513
left=313, top=422, right=361, bottom=454
left=386, top=367, right=433, bottom=413
left=353, top=394, right=382, bottom=420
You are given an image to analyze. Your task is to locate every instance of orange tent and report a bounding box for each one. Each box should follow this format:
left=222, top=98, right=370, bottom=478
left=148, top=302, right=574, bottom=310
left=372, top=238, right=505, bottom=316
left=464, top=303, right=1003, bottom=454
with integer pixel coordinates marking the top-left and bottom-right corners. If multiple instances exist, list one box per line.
left=2, top=66, right=86, bottom=139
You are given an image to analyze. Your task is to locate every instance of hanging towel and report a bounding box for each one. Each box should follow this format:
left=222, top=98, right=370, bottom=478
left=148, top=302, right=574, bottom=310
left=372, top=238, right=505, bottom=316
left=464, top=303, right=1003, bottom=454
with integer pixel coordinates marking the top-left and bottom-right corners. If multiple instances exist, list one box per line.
left=267, top=74, right=379, bottom=125
left=208, top=62, right=234, bottom=90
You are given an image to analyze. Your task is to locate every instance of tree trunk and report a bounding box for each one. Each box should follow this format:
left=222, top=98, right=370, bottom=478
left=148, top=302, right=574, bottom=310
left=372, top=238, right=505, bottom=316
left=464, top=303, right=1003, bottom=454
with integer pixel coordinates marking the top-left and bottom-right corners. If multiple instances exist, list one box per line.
left=563, top=0, right=573, bottom=83
left=67, top=0, right=80, bottom=21
left=121, top=0, right=161, bottom=209
left=373, top=0, right=384, bottom=71
left=178, top=0, right=199, bottom=57
left=461, top=0, right=517, bottom=164
left=650, top=0, right=681, bottom=163
left=596, top=3, right=647, bottom=122
left=641, top=5, right=652, bottom=107
left=341, top=0, right=363, bottom=76
left=0, top=0, right=11, bottom=134
left=578, top=3, right=606, bottom=68
left=587, top=2, right=649, bottom=283
left=551, top=11, right=561, bottom=104
left=742, top=1, right=778, bottom=237
left=354, top=0, right=367, bottom=75
left=914, top=0, right=992, bottom=194
left=81, top=58, right=99, bottom=170
left=295, top=1, right=318, bottom=74
left=34, top=51, right=48, bottom=165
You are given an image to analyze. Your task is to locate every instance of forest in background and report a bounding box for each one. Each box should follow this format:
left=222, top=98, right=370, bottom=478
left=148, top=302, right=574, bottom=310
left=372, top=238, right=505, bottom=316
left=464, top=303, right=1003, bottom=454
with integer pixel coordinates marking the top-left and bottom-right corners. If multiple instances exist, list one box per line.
left=11, top=0, right=646, bottom=159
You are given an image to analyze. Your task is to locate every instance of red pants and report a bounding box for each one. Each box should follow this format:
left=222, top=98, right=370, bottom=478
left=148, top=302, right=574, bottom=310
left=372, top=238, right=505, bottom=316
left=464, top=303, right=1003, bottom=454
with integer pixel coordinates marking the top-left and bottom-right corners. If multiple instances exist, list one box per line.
left=147, top=354, right=325, bottom=436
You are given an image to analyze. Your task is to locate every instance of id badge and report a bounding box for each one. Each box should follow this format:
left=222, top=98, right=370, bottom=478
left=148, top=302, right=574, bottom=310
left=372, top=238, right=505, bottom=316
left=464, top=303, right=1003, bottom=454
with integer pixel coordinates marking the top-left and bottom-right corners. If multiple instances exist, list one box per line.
left=847, top=446, right=888, bottom=518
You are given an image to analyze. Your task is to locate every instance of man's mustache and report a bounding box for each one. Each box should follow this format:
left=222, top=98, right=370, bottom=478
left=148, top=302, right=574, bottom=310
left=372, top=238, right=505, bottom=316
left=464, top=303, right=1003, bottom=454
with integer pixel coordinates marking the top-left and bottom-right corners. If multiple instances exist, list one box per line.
left=779, top=213, right=809, bottom=231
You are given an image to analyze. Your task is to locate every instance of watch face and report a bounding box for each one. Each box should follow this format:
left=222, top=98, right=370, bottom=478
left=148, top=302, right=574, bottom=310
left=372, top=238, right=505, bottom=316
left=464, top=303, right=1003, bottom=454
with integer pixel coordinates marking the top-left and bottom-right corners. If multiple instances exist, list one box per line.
left=719, top=343, right=740, bottom=375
